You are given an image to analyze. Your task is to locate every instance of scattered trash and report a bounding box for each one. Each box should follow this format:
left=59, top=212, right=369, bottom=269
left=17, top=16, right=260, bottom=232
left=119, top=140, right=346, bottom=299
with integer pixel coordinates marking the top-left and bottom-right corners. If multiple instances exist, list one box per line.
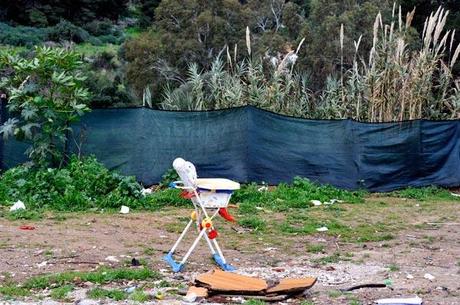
left=406, top=274, right=414, bottom=279
left=311, top=199, right=343, bottom=206
left=341, top=283, right=386, bottom=291
left=316, top=226, right=328, bottom=232
left=19, top=225, right=35, bottom=230
left=10, top=200, right=26, bottom=211
left=450, top=192, right=460, bottom=197
left=119, top=205, right=130, bottom=214
left=184, top=286, right=208, bottom=302
left=131, top=258, right=141, bottom=266
left=142, top=188, right=153, bottom=196
left=36, top=261, right=47, bottom=268
left=257, top=186, right=268, bottom=192
left=105, top=256, right=119, bottom=263
left=124, top=286, right=136, bottom=293
left=310, top=200, right=322, bottom=206
left=375, top=296, right=422, bottom=305
left=423, top=273, right=435, bottom=281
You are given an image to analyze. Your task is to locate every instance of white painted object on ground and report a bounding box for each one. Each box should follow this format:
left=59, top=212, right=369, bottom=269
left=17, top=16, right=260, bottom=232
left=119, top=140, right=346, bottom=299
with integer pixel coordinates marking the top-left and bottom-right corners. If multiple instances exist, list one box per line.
left=423, top=273, right=435, bottom=281
left=311, top=200, right=322, bottom=206
left=375, top=296, right=422, bottom=305
left=119, top=205, right=130, bottom=214
left=105, top=256, right=119, bottom=263
left=141, top=188, right=153, bottom=196
left=10, top=200, right=26, bottom=211
left=316, top=226, right=328, bottom=232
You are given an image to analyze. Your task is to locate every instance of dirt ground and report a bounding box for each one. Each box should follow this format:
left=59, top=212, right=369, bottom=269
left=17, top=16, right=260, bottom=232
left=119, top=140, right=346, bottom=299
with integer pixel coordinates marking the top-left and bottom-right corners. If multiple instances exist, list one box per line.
left=0, top=196, right=459, bottom=305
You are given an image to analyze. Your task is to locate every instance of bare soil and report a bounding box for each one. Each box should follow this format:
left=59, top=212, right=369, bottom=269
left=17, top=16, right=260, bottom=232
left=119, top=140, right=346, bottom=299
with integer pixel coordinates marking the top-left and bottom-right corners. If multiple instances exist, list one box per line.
left=0, top=198, right=459, bottom=305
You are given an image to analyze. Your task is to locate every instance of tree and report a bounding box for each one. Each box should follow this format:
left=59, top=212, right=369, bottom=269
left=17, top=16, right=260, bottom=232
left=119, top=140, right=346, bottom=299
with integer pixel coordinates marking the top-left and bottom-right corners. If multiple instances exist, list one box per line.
left=0, top=0, right=129, bottom=26
left=124, top=0, right=252, bottom=100
left=0, top=47, right=91, bottom=167
left=138, top=0, right=162, bottom=28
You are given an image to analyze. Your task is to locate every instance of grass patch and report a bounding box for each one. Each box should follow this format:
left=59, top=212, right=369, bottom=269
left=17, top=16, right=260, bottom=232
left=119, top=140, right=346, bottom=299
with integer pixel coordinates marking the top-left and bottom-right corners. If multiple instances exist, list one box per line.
left=387, top=264, right=400, bottom=272
left=87, top=287, right=127, bottom=301
left=233, top=178, right=365, bottom=213
left=3, top=209, right=43, bottom=221
left=307, top=244, right=325, bottom=253
left=391, top=186, right=458, bottom=201
left=130, top=290, right=150, bottom=302
left=312, top=252, right=344, bottom=265
left=238, top=216, right=266, bottom=231
left=50, top=285, right=73, bottom=300
left=0, top=284, right=30, bottom=298
left=23, top=267, right=160, bottom=289
left=244, top=300, right=267, bottom=305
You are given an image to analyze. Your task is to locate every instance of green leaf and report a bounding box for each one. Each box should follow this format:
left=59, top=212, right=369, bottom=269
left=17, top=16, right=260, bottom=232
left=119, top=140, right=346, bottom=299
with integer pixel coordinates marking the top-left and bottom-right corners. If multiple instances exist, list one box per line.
left=0, top=118, right=19, bottom=139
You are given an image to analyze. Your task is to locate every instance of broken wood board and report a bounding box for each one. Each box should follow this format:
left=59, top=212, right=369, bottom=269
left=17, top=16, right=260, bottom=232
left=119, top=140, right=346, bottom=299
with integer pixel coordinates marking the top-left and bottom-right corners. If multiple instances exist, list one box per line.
left=186, top=286, right=208, bottom=298
left=195, top=269, right=268, bottom=294
left=195, top=269, right=316, bottom=296
left=266, top=278, right=317, bottom=294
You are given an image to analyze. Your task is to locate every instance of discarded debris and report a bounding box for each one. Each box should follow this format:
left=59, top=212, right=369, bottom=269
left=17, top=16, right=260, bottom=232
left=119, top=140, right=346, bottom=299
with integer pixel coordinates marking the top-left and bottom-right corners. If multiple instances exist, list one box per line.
left=184, top=286, right=208, bottom=302
left=341, top=283, right=386, bottom=292
left=131, top=258, right=141, bottom=266
left=316, top=226, right=328, bottom=232
left=10, top=200, right=26, bottom=211
left=105, top=256, right=119, bottom=263
left=310, top=200, right=322, bottom=206
left=423, top=273, right=435, bottom=281
left=375, top=296, right=422, bottom=305
left=142, top=188, right=153, bottom=196
left=119, top=205, right=130, bottom=214
left=19, top=225, right=35, bottom=230
left=194, top=269, right=316, bottom=297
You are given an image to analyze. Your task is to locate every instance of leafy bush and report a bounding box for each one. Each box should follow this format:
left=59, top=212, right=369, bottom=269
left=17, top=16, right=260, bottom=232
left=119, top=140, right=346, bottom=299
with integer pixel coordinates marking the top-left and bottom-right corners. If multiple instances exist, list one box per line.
left=0, top=46, right=91, bottom=166
left=47, top=20, right=91, bottom=43
left=232, top=177, right=365, bottom=212
left=0, top=156, right=143, bottom=211
left=0, top=23, right=49, bottom=46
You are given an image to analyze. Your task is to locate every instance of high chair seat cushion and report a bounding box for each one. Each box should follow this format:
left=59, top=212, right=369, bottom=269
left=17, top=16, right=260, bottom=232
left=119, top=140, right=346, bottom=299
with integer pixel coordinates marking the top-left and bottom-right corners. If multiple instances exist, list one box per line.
left=196, top=178, right=240, bottom=191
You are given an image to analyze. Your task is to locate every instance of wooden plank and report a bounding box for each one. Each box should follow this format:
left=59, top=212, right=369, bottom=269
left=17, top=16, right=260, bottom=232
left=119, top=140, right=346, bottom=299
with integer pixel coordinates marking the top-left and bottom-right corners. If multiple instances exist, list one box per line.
left=195, top=269, right=268, bottom=293
left=266, top=278, right=317, bottom=294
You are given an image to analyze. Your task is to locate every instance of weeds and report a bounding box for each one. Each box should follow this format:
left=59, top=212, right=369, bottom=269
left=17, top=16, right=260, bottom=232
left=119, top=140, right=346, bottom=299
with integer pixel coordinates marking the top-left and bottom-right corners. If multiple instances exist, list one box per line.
left=239, top=216, right=266, bottom=231
left=392, top=186, right=458, bottom=201
left=87, top=288, right=127, bottom=301
left=50, top=285, right=74, bottom=300
left=23, top=267, right=160, bottom=290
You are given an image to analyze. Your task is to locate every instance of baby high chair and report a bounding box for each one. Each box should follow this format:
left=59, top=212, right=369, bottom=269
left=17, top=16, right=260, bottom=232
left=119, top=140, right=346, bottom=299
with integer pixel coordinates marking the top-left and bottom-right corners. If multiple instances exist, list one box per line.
left=163, top=158, right=240, bottom=272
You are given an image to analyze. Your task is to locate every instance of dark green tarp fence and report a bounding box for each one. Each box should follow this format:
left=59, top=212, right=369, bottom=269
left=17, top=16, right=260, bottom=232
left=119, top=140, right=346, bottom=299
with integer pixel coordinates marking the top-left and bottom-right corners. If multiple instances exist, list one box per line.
left=1, top=106, right=460, bottom=192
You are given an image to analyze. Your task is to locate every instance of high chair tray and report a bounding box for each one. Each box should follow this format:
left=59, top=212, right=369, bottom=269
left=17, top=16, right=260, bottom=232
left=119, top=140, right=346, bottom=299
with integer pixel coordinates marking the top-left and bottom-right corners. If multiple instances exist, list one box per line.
left=196, top=178, right=240, bottom=191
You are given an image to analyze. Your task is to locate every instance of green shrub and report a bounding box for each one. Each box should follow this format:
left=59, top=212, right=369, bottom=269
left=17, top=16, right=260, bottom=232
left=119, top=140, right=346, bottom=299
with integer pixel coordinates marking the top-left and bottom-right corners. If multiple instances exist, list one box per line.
left=0, top=23, right=49, bottom=46
left=233, top=177, right=365, bottom=212
left=47, top=20, right=90, bottom=43
left=0, top=156, right=142, bottom=211
left=83, top=19, right=115, bottom=37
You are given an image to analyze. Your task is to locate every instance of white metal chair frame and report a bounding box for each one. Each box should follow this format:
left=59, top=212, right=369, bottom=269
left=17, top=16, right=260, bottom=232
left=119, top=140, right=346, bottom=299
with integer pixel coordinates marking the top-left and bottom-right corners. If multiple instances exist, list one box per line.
left=163, top=158, right=238, bottom=272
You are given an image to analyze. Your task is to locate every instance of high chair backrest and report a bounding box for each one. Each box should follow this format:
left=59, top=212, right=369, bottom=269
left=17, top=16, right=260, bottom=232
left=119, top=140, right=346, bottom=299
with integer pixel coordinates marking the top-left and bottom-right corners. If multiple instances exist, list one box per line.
left=172, top=158, right=197, bottom=188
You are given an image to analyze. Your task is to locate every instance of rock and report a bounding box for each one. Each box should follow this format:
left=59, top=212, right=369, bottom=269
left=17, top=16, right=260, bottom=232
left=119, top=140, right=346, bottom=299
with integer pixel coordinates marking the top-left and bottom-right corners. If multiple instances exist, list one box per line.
left=424, top=273, right=435, bottom=281
left=119, top=205, right=130, bottom=214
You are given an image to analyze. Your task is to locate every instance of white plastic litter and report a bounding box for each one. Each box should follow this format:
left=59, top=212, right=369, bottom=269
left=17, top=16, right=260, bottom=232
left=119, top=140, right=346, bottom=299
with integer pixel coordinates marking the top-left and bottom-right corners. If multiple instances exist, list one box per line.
left=257, top=186, right=268, bottom=192
left=375, top=296, right=422, bottom=305
left=423, top=273, right=435, bottom=281
left=450, top=192, right=460, bottom=197
left=183, top=293, right=197, bottom=302
left=316, top=226, right=328, bottom=232
left=311, top=200, right=322, bottom=206
left=325, top=199, right=343, bottom=205
left=119, top=205, right=130, bottom=214
left=406, top=274, right=414, bottom=279
left=36, top=261, right=47, bottom=268
left=10, top=200, right=26, bottom=211
left=141, top=188, right=153, bottom=196
left=105, top=256, right=119, bottom=263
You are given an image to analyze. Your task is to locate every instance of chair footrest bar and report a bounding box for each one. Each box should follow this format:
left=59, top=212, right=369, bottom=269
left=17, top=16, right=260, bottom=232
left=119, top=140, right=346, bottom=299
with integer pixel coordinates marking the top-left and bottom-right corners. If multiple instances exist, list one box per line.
left=213, top=253, right=236, bottom=271
left=163, top=253, right=184, bottom=272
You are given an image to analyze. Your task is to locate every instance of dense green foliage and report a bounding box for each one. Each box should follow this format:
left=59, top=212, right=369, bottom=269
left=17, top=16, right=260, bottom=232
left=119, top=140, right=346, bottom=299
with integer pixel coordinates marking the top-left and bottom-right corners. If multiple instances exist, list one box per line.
left=0, top=47, right=91, bottom=166
left=0, top=156, right=142, bottom=211
left=0, top=0, right=128, bottom=27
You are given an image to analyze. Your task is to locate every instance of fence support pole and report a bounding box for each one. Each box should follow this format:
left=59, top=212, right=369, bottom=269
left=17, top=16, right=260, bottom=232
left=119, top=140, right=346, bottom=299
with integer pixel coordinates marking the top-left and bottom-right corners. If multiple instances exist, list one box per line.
left=0, top=93, right=6, bottom=170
